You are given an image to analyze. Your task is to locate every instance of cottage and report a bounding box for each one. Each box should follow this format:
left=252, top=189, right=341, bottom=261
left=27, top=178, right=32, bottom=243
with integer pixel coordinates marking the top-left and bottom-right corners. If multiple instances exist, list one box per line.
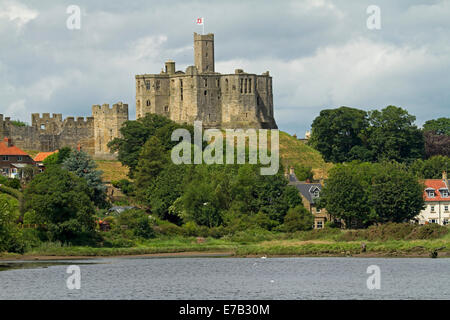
left=416, top=172, right=450, bottom=225
left=0, top=137, right=35, bottom=179
left=286, top=167, right=332, bottom=229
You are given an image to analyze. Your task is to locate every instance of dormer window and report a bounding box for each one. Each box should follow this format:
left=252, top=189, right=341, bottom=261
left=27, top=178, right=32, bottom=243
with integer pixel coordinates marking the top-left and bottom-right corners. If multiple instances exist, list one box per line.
left=441, top=190, right=448, bottom=198
left=428, top=191, right=435, bottom=198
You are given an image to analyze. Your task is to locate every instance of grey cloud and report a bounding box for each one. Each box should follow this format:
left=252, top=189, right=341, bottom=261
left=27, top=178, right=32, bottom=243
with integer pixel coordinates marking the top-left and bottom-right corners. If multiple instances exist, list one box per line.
left=0, top=0, right=449, bottom=136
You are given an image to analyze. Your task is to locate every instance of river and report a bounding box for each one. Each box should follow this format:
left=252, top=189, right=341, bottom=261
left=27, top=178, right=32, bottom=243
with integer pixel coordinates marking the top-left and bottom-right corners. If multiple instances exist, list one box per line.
left=0, top=257, right=449, bottom=299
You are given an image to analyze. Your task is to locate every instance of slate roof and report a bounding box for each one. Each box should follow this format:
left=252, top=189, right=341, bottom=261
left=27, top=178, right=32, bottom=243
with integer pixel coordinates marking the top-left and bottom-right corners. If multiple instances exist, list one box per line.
left=294, top=183, right=322, bottom=204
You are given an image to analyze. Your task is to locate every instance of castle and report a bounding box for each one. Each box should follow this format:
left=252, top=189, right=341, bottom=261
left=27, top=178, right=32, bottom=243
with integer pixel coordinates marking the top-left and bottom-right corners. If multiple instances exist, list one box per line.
left=135, top=33, right=277, bottom=129
left=0, top=103, right=128, bottom=160
left=0, top=32, right=277, bottom=159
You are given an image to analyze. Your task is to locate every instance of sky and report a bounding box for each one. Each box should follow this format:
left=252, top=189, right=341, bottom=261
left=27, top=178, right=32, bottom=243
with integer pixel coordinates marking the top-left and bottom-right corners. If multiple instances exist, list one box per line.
left=1, top=0, right=449, bottom=136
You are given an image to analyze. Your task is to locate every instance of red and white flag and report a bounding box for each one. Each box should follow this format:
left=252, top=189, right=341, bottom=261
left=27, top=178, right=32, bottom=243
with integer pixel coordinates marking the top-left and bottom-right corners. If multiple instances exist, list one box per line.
left=196, top=17, right=204, bottom=25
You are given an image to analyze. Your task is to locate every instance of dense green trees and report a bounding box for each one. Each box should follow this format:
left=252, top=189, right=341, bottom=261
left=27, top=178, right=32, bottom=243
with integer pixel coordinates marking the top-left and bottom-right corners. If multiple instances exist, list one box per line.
left=108, top=114, right=193, bottom=177
left=320, top=162, right=424, bottom=228
left=309, top=106, right=425, bottom=163
left=309, top=107, right=368, bottom=163
left=423, top=118, right=450, bottom=135
left=23, top=166, right=97, bottom=242
left=62, top=150, right=107, bottom=208
left=410, top=156, right=449, bottom=179
left=0, top=195, right=22, bottom=252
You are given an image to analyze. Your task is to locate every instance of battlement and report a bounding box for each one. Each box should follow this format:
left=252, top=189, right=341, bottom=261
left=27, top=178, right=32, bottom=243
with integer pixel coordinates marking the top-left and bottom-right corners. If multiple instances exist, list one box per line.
left=92, top=102, right=129, bottom=116
left=63, top=116, right=94, bottom=127
left=31, top=113, right=63, bottom=124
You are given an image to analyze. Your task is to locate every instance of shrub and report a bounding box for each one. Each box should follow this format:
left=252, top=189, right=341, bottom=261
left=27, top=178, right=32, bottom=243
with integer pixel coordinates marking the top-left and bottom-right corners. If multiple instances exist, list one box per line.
left=283, top=205, right=314, bottom=232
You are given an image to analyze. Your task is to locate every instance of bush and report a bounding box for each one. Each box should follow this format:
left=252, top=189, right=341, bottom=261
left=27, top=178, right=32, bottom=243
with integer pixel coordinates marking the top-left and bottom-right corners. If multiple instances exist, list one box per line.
left=406, top=223, right=448, bottom=240
left=112, top=179, right=134, bottom=195
left=283, top=205, right=314, bottom=232
left=114, top=209, right=155, bottom=239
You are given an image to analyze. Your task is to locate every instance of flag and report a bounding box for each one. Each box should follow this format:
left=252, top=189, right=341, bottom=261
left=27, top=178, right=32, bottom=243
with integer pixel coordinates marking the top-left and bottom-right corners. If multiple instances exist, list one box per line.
left=196, top=17, right=204, bottom=25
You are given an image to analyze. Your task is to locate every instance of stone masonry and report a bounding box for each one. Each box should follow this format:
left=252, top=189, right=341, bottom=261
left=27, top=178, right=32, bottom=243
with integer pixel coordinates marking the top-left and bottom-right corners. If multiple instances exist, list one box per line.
left=135, top=33, right=278, bottom=129
left=0, top=102, right=128, bottom=160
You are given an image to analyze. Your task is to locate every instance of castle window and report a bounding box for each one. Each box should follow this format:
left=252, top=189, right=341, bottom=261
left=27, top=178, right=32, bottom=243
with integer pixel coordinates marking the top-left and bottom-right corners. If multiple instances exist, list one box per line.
left=145, top=80, right=150, bottom=90
left=40, top=124, right=45, bottom=130
left=216, top=79, right=219, bottom=87
left=249, top=79, right=252, bottom=93
left=204, top=90, right=207, bottom=96
left=180, top=79, right=183, bottom=87
left=240, top=79, right=243, bottom=93
left=181, top=88, right=183, bottom=101
left=204, top=78, right=207, bottom=87
left=225, top=79, right=229, bottom=92
left=244, top=78, right=248, bottom=93
left=146, top=100, right=151, bottom=106
left=165, top=106, right=169, bottom=112
left=156, top=80, right=160, bottom=90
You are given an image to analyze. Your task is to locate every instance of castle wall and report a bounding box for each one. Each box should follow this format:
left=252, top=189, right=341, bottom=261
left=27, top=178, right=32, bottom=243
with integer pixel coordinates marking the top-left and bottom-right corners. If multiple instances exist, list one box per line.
left=0, top=102, right=128, bottom=159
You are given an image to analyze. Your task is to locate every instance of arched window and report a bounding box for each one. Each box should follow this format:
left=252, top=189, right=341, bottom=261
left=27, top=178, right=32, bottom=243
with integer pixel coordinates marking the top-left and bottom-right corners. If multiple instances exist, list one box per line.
left=146, top=100, right=151, bottom=106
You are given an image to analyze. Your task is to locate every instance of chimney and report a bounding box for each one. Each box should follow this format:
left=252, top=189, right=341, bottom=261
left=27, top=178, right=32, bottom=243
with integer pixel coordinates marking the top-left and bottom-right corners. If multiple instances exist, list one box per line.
left=3, top=137, right=12, bottom=147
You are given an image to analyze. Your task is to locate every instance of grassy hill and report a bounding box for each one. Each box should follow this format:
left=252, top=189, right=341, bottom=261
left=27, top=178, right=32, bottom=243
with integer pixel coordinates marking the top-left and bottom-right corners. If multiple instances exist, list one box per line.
left=94, top=131, right=332, bottom=182
left=279, top=131, right=332, bottom=179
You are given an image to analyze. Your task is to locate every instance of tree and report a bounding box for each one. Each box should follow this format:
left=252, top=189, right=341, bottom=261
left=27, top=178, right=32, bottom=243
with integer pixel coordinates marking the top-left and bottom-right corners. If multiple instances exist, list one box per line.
left=108, top=113, right=193, bottom=177
left=369, top=162, right=424, bottom=223
left=0, top=195, right=23, bottom=253
left=321, top=161, right=425, bottom=228
left=424, top=131, right=450, bottom=158
left=134, top=136, right=169, bottom=199
left=62, top=150, right=107, bottom=207
left=283, top=205, right=314, bottom=232
left=320, top=162, right=375, bottom=228
left=410, top=156, right=450, bottom=179
left=366, top=106, right=424, bottom=163
left=423, top=117, right=450, bottom=135
left=43, top=147, right=73, bottom=166
left=24, top=166, right=96, bottom=242
left=309, top=106, right=368, bottom=163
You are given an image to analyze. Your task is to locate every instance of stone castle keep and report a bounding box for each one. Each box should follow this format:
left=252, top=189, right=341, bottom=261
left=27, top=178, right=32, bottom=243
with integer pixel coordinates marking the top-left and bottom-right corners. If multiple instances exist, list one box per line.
left=0, top=33, right=277, bottom=158
left=135, top=33, right=277, bottom=129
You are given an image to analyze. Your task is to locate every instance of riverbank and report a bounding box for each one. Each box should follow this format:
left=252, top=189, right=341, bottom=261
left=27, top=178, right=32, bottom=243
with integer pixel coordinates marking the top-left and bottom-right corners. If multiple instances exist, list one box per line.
left=1, top=238, right=449, bottom=260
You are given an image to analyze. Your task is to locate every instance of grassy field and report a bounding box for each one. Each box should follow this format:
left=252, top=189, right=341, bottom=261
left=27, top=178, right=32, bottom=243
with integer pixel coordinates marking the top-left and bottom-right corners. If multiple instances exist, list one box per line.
left=95, top=160, right=129, bottom=182
left=3, top=229, right=448, bottom=260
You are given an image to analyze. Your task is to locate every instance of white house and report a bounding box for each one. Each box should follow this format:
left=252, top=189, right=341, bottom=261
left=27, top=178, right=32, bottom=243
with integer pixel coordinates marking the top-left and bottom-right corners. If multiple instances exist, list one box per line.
left=416, top=172, right=450, bottom=225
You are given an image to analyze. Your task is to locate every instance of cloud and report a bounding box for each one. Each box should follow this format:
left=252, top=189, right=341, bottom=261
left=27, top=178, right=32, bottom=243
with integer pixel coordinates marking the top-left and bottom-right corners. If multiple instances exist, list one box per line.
left=0, top=0, right=449, bottom=136
left=0, top=0, right=38, bottom=27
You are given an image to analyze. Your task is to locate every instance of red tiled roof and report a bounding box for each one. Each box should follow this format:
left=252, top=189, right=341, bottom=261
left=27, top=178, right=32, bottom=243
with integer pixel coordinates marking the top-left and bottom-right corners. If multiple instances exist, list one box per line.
left=423, top=179, right=450, bottom=202
left=34, top=151, right=57, bottom=162
left=0, top=138, right=30, bottom=156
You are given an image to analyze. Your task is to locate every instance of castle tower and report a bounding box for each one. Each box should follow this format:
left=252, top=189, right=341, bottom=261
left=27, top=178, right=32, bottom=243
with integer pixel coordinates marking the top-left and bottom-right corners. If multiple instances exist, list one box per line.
left=92, top=102, right=129, bottom=159
left=194, top=32, right=214, bottom=73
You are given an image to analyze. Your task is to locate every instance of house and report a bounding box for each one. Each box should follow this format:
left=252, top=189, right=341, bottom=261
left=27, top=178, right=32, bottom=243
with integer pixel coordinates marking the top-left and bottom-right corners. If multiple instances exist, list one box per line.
left=286, top=167, right=332, bottom=229
left=416, top=172, right=450, bottom=225
left=0, top=137, right=35, bottom=179
left=33, top=150, right=58, bottom=171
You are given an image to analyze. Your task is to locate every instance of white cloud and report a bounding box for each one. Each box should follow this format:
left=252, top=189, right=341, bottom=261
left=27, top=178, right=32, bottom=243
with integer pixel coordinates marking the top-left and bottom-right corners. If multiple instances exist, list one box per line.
left=0, top=1, right=38, bottom=27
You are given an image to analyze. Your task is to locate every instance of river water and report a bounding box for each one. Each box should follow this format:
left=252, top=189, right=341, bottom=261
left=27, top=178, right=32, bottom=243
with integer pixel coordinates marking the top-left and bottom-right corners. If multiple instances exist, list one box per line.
left=0, top=257, right=449, bottom=299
